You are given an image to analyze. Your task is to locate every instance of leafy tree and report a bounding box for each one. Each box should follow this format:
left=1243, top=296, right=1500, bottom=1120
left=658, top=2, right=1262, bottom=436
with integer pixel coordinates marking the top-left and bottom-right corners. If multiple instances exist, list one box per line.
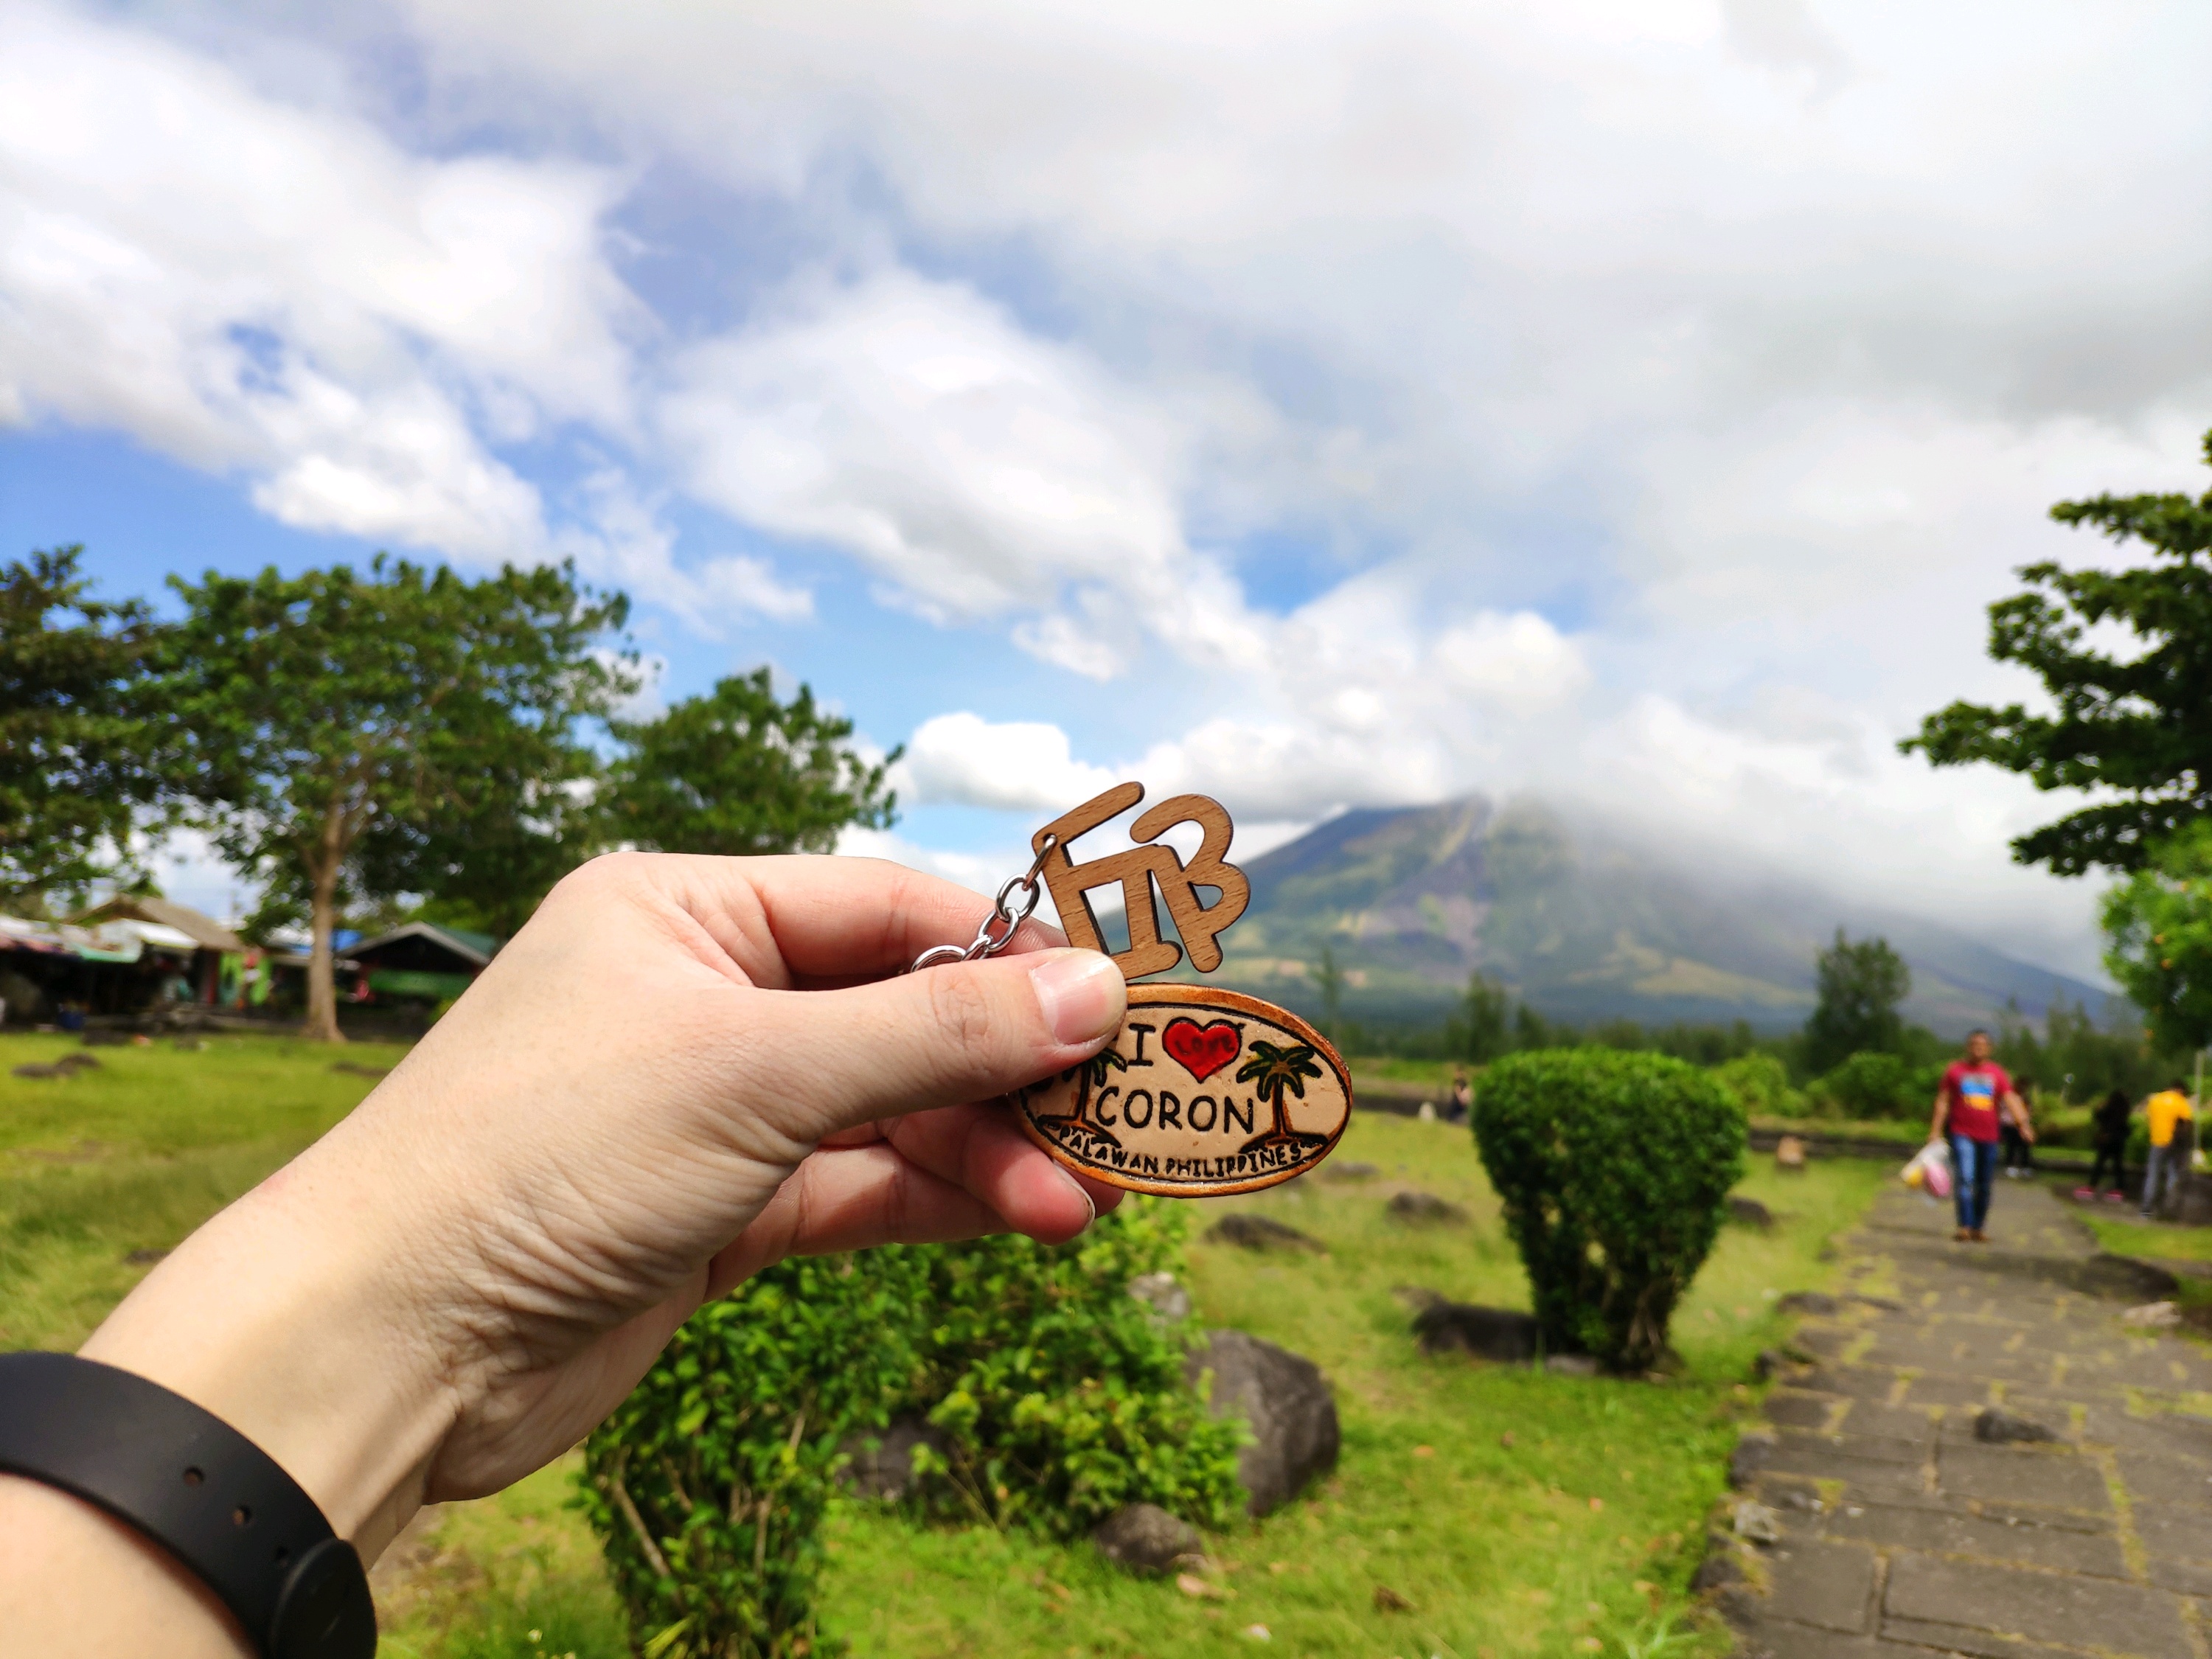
left=1989, top=991, right=2170, bottom=1105
left=160, top=557, right=633, bottom=1042
left=1804, top=930, right=1911, bottom=1074
left=1512, top=1002, right=1565, bottom=1051
left=1312, top=944, right=1346, bottom=1039
left=1450, top=972, right=1512, bottom=1063
left=0, top=547, right=167, bottom=903
left=2101, top=820, right=2212, bottom=1054
left=601, top=670, right=897, bottom=857
left=1905, top=428, right=2212, bottom=875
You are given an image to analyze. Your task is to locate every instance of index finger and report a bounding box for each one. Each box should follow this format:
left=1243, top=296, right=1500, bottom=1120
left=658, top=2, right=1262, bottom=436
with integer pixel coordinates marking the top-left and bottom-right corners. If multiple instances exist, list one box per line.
left=644, top=852, right=1074, bottom=987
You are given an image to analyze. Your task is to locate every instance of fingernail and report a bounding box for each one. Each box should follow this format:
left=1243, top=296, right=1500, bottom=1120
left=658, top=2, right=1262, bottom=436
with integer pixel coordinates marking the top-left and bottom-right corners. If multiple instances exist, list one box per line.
left=1053, top=1165, right=1098, bottom=1231
left=1029, top=950, right=1126, bottom=1046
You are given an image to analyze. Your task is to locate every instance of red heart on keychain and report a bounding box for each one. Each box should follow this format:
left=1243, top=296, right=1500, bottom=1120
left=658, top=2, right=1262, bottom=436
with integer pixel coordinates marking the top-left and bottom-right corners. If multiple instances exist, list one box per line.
left=1161, top=1017, right=1242, bottom=1083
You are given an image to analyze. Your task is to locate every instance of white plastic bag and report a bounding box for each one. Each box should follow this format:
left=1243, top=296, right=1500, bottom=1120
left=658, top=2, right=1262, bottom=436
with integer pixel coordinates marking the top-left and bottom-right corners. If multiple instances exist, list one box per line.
left=1902, top=1140, right=1952, bottom=1200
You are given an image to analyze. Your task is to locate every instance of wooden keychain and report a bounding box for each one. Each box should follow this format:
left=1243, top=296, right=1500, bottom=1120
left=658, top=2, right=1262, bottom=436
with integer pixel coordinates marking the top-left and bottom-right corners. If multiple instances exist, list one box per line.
left=911, top=783, right=1353, bottom=1197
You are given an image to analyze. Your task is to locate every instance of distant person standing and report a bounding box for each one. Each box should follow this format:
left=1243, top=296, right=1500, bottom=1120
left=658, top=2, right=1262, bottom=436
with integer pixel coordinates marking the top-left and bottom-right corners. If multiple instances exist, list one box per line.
left=2079, top=1089, right=2133, bottom=1204
left=2000, top=1077, right=2037, bottom=1180
left=1927, top=1029, right=2032, bottom=1243
left=1446, top=1068, right=1472, bottom=1124
left=2140, top=1079, right=2194, bottom=1220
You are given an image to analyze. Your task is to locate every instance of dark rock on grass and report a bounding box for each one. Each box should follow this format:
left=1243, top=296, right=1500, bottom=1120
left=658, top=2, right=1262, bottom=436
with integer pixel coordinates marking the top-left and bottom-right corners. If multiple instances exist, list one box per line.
left=1386, top=1191, right=1468, bottom=1225
left=1091, top=1502, right=1200, bottom=1574
left=1203, top=1214, right=1326, bottom=1254
left=1322, top=1161, right=1380, bottom=1182
left=1728, top=1195, right=1775, bottom=1230
left=1186, top=1329, right=1340, bottom=1517
left=330, top=1061, right=392, bottom=1079
left=1753, top=1347, right=1814, bottom=1380
left=122, top=1248, right=170, bottom=1265
left=12, top=1054, right=99, bottom=1079
left=1413, top=1301, right=1541, bottom=1363
left=1728, top=1431, right=1777, bottom=1489
left=1775, top=1291, right=1837, bottom=1315
left=1373, top=1585, right=1414, bottom=1613
left=1975, top=1406, right=2058, bottom=1444
left=835, top=1416, right=950, bottom=1502
left=1691, top=1549, right=1745, bottom=1592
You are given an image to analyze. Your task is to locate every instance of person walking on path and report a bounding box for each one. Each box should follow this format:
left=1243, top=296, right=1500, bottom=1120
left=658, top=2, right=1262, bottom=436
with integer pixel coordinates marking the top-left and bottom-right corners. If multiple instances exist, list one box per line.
left=1927, top=1029, right=2031, bottom=1242
left=2140, top=1078, right=2194, bottom=1219
left=2079, top=1088, right=2133, bottom=1203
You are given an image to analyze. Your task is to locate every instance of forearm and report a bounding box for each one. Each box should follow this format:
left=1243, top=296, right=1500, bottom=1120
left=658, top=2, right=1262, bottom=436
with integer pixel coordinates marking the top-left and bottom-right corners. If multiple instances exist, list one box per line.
left=0, top=1111, right=460, bottom=1655
left=1929, top=1097, right=1947, bottom=1141
left=0, top=1476, right=249, bottom=1657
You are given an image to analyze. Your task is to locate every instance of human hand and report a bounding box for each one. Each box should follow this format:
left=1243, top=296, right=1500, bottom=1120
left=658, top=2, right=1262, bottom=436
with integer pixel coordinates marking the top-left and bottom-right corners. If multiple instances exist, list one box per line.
left=73, top=853, right=1129, bottom=1562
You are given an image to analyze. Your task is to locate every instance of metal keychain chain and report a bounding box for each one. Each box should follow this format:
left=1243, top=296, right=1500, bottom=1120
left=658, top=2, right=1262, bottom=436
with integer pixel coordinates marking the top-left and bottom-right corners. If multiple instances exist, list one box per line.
left=908, top=834, right=1060, bottom=973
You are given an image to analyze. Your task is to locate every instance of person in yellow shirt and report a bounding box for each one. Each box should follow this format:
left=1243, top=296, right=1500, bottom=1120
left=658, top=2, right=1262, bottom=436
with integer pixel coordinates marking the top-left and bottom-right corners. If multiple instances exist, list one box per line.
left=2142, top=1079, right=2195, bottom=1219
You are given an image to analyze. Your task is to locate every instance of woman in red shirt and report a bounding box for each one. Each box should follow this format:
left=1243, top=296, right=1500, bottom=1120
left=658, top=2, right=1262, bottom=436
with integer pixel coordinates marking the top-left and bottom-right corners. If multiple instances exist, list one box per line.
left=1927, top=1029, right=2034, bottom=1242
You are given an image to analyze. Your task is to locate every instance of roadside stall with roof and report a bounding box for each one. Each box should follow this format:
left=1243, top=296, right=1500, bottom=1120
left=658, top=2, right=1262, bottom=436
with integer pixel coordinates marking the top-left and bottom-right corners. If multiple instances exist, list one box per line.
left=336, top=922, right=497, bottom=1012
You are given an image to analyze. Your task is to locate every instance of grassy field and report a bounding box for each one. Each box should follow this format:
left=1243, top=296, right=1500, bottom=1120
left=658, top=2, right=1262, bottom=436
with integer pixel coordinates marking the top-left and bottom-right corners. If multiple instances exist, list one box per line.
left=2, top=1033, right=1888, bottom=1659
left=0, top=1031, right=408, bottom=1350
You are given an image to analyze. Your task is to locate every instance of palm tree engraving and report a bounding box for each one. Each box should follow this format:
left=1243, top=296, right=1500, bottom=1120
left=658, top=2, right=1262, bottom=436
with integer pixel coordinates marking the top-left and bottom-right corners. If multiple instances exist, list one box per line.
left=1235, top=1040, right=1330, bottom=1155
left=1034, top=1045, right=1128, bottom=1143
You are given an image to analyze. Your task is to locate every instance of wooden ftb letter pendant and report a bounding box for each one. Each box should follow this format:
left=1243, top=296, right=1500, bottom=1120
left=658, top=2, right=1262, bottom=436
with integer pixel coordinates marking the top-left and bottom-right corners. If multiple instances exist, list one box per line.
left=1013, top=783, right=1352, bottom=1197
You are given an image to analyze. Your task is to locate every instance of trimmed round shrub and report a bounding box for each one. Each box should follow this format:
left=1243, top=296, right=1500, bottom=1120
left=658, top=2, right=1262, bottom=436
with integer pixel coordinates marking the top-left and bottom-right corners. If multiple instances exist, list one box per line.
left=1473, top=1048, right=1745, bottom=1372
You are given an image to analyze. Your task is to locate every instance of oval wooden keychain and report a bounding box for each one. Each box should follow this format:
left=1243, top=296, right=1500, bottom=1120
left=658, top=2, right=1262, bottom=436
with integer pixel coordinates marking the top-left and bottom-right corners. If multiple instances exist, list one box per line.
left=914, top=782, right=1353, bottom=1197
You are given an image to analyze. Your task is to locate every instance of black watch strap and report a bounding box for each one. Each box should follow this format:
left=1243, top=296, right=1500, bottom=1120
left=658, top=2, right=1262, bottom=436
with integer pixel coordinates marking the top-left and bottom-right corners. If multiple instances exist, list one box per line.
left=0, top=1351, right=376, bottom=1658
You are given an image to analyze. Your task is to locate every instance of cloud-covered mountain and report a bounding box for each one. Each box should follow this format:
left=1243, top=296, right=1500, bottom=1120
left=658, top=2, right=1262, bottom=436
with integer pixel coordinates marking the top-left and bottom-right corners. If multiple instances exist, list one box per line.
left=1196, top=795, right=2110, bottom=1035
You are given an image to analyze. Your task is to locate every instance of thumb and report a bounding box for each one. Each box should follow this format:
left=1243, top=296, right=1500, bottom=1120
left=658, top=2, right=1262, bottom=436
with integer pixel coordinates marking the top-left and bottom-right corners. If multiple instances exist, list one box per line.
left=745, top=947, right=1128, bottom=1141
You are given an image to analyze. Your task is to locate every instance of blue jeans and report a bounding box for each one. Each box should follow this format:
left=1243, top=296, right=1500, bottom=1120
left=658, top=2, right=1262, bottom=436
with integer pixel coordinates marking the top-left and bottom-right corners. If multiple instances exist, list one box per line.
left=1950, top=1134, right=1997, bottom=1231
left=2143, top=1143, right=2182, bottom=1217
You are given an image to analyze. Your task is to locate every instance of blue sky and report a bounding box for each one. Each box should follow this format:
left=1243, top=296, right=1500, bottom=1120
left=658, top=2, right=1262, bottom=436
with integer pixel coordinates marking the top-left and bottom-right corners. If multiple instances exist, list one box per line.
left=4, top=0, right=2211, bottom=975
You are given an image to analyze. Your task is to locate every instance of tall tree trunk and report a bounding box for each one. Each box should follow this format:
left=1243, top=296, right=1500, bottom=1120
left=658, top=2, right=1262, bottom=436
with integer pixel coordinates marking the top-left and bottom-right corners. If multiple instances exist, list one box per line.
left=302, top=808, right=347, bottom=1044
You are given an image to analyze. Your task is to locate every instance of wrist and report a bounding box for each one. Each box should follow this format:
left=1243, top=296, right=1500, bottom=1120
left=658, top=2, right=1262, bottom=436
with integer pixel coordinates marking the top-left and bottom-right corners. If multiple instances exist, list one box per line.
left=77, top=1119, right=459, bottom=1562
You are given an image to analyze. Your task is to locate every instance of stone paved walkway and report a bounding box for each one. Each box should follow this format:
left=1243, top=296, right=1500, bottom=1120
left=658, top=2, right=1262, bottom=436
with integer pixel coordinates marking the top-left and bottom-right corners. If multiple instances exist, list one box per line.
left=1725, top=1180, right=2212, bottom=1659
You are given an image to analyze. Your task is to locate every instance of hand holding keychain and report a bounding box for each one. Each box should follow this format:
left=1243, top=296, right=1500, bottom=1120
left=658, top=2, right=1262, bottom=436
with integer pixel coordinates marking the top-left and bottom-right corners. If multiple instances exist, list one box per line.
left=911, top=783, right=1353, bottom=1196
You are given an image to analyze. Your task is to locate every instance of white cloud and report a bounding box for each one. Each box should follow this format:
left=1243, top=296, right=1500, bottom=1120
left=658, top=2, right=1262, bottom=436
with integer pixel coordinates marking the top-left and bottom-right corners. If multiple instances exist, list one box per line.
left=0, top=1, right=652, bottom=559
left=655, top=267, right=1272, bottom=675
left=1434, top=612, right=1592, bottom=712
left=896, top=713, right=1121, bottom=813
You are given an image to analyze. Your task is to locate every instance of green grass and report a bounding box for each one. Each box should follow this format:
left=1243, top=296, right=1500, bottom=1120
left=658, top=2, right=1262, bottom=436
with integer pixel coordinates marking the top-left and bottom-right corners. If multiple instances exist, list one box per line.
left=0, top=1031, right=407, bottom=1350
left=806, top=1121, right=1881, bottom=1659
left=1, top=1038, right=1887, bottom=1659
left=2080, top=1211, right=2212, bottom=1265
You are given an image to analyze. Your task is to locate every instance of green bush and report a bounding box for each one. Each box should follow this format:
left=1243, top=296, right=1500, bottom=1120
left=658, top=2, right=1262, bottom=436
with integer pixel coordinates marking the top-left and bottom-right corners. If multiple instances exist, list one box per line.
left=1472, top=1048, right=1745, bottom=1372
left=580, top=1251, right=927, bottom=1659
left=1805, top=1051, right=1943, bottom=1120
left=905, top=1199, right=1244, bottom=1537
left=1711, top=1053, right=1804, bottom=1119
left=582, top=1203, right=1241, bottom=1657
